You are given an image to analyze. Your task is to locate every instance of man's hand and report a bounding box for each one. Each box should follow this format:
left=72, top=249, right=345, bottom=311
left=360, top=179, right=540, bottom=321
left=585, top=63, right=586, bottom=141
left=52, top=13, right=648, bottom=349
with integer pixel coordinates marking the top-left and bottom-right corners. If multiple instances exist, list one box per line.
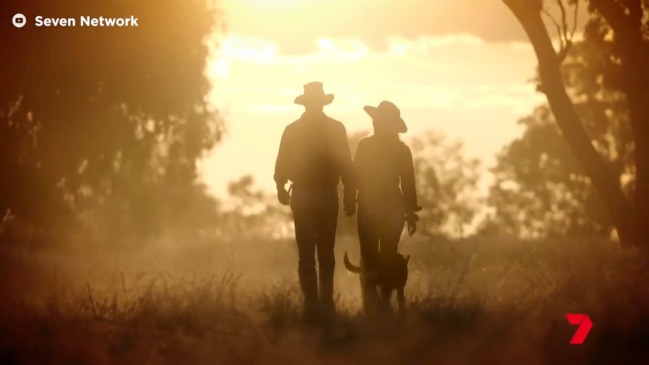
left=277, top=188, right=290, bottom=206
left=405, top=213, right=419, bottom=236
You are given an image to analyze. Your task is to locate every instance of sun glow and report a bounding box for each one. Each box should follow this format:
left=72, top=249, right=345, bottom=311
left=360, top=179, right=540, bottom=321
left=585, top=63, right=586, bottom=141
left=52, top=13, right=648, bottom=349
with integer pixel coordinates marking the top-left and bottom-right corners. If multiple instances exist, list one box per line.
left=198, top=29, right=544, bottom=201
left=220, top=36, right=278, bottom=64
left=239, top=0, right=309, bottom=7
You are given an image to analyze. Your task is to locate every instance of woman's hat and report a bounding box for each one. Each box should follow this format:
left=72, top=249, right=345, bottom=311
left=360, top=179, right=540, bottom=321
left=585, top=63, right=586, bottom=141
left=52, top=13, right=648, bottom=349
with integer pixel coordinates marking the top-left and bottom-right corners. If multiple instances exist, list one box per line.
left=363, top=100, right=407, bottom=133
left=294, top=81, right=335, bottom=106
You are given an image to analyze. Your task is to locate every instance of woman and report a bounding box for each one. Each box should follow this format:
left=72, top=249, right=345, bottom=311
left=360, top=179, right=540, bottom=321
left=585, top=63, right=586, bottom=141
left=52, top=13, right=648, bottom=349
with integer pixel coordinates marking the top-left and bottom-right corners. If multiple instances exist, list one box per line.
left=344, top=100, right=421, bottom=312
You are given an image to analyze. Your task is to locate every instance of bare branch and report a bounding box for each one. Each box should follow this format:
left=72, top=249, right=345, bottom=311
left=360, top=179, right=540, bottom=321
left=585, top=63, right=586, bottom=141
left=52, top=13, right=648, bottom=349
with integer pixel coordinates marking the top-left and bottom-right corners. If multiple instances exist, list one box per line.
left=557, top=0, right=569, bottom=42
left=542, top=0, right=577, bottom=63
left=555, top=0, right=576, bottom=63
left=542, top=8, right=566, bottom=53
left=569, top=0, right=579, bottom=41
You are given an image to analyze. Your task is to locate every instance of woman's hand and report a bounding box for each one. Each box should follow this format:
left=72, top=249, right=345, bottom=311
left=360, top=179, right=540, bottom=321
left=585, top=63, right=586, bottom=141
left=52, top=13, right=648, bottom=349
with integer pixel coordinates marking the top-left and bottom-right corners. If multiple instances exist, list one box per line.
left=343, top=195, right=356, bottom=216
left=407, top=220, right=417, bottom=235
left=344, top=205, right=356, bottom=217
left=277, top=188, right=290, bottom=206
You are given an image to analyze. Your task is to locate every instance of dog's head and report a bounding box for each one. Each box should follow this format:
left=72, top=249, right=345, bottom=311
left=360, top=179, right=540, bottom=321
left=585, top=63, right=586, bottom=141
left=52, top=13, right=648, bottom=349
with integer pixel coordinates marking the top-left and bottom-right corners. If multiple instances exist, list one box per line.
left=378, top=252, right=410, bottom=288
left=380, top=252, right=410, bottom=265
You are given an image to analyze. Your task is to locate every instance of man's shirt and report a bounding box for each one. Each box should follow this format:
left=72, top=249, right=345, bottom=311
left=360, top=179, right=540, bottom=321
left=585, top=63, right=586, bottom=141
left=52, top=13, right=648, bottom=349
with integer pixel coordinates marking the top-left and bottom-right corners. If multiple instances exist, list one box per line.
left=274, top=111, right=353, bottom=193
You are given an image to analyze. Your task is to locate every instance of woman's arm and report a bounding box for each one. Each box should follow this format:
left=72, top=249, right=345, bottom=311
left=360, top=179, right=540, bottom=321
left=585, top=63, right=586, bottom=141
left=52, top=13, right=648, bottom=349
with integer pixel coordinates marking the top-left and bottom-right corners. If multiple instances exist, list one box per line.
left=401, top=145, right=421, bottom=215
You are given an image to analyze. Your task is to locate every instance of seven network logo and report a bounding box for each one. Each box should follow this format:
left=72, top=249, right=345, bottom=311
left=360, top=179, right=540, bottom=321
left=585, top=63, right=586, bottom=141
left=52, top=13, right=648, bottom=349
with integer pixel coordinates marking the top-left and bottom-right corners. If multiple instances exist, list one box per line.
left=12, top=13, right=26, bottom=28
left=566, top=313, right=593, bottom=345
left=12, top=13, right=139, bottom=28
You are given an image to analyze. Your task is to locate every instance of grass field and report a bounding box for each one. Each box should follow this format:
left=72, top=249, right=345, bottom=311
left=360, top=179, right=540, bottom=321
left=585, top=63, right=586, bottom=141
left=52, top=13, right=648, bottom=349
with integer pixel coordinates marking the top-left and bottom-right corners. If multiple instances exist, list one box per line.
left=2, top=234, right=649, bottom=364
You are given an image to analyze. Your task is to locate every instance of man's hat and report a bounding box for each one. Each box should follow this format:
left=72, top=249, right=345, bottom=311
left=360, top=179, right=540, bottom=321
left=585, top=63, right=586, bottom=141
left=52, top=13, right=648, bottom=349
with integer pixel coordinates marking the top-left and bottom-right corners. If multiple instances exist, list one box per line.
left=363, top=100, right=408, bottom=133
left=294, top=81, right=334, bottom=106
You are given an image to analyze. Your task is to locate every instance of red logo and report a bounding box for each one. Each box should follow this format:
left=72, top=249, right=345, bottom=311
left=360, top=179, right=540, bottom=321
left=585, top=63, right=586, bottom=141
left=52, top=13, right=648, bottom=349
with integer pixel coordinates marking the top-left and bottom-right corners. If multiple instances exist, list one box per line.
left=565, top=313, right=593, bottom=344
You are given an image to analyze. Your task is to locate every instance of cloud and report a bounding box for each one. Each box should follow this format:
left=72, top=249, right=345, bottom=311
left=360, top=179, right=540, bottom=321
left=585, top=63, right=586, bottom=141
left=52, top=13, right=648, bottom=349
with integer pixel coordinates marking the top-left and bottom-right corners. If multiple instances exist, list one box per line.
left=209, top=33, right=541, bottom=105
left=387, top=34, right=485, bottom=54
left=221, top=0, right=535, bottom=54
left=464, top=83, right=544, bottom=115
left=219, top=36, right=279, bottom=62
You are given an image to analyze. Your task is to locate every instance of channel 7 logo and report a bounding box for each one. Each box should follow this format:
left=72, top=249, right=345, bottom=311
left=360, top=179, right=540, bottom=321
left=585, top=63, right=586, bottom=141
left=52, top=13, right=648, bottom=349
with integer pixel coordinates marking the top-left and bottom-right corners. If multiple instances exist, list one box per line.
left=566, top=313, right=593, bottom=344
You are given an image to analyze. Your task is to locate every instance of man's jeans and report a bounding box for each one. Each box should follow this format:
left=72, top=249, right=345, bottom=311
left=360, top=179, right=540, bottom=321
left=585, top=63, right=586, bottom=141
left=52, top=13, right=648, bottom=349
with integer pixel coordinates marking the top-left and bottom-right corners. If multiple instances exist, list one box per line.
left=290, top=186, right=339, bottom=321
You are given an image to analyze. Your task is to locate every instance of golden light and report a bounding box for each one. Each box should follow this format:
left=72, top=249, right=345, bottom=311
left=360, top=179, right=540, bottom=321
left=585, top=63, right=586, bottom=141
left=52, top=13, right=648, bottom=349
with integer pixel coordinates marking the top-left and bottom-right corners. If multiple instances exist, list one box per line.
left=198, top=1, right=545, bottom=199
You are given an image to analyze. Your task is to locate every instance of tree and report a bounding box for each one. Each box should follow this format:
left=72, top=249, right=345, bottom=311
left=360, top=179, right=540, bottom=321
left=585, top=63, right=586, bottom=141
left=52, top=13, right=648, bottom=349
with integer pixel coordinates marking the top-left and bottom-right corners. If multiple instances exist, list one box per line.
left=0, top=1, right=224, bottom=241
left=501, top=0, right=648, bottom=247
left=487, top=35, right=635, bottom=238
left=410, top=131, right=482, bottom=238
left=489, top=106, right=612, bottom=238
left=217, top=175, right=292, bottom=240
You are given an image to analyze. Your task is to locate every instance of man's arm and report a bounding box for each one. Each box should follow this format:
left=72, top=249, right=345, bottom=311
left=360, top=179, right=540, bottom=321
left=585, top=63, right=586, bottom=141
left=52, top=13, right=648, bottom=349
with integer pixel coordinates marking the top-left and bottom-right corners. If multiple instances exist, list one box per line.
left=274, top=127, right=291, bottom=204
left=336, top=125, right=356, bottom=214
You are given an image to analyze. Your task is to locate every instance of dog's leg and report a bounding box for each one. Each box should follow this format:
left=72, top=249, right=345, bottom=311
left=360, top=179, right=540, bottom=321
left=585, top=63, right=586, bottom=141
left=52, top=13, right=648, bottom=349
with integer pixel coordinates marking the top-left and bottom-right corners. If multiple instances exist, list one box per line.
left=379, top=286, right=393, bottom=312
left=396, top=287, right=406, bottom=314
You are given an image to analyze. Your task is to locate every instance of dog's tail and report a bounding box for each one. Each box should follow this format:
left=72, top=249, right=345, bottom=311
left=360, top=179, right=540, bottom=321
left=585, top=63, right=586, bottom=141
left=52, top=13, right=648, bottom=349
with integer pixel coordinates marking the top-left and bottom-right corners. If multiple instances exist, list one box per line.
left=343, top=251, right=363, bottom=274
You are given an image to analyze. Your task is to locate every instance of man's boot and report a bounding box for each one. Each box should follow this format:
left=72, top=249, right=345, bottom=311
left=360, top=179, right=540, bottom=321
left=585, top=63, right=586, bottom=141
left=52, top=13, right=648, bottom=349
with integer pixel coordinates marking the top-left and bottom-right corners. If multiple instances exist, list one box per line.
left=319, top=268, right=336, bottom=323
left=361, top=269, right=378, bottom=315
left=299, top=268, right=320, bottom=325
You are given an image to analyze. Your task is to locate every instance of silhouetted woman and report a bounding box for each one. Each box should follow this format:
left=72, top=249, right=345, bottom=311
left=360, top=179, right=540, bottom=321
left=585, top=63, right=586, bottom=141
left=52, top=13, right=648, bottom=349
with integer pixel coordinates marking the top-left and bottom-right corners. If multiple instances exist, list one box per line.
left=344, top=100, right=421, bottom=312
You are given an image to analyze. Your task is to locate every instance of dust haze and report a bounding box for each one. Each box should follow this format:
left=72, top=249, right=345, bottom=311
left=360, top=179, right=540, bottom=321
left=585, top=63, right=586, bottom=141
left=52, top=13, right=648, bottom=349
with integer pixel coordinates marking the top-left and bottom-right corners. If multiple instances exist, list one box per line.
left=2, top=0, right=649, bottom=364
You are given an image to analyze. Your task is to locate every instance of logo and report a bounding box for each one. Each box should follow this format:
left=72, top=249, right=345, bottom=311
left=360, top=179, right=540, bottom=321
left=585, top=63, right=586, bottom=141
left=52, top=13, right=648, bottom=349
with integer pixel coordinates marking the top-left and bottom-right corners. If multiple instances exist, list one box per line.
left=565, top=313, right=593, bottom=344
left=12, top=13, right=26, bottom=28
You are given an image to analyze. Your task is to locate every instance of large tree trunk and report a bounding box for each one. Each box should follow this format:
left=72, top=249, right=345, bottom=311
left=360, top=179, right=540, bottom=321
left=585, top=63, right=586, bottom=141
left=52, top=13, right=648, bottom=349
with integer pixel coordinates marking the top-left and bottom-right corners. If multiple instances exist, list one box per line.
left=624, top=49, right=649, bottom=246
left=589, top=0, right=649, bottom=246
left=503, top=0, right=639, bottom=246
left=627, top=92, right=649, bottom=245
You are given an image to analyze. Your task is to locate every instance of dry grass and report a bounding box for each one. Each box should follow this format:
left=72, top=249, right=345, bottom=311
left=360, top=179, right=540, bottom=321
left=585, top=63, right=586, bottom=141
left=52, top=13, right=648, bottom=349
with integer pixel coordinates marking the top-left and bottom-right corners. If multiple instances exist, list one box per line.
left=1, top=235, right=649, bottom=364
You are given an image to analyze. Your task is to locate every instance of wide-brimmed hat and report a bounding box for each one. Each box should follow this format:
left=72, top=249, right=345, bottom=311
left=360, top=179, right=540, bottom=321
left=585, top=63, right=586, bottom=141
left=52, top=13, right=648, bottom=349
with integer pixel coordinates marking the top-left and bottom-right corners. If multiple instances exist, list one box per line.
left=363, top=100, right=407, bottom=133
left=294, top=81, right=334, bottom=106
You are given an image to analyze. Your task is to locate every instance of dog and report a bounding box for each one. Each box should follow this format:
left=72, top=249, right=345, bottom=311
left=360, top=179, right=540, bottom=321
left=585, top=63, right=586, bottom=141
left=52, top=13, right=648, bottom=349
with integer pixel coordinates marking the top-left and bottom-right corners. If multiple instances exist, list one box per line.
left=343, top=251, right=410, bottom=313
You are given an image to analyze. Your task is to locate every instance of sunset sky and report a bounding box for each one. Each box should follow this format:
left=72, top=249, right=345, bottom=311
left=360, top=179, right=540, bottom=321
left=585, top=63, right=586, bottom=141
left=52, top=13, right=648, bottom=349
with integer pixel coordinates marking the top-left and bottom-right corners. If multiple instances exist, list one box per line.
left=198, top=0, right=578, bottom=199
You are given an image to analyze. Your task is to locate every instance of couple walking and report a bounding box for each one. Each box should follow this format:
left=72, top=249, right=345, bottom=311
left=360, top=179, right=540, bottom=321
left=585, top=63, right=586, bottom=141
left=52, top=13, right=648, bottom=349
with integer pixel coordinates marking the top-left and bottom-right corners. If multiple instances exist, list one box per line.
left=274, top=81, right=421, bottom=324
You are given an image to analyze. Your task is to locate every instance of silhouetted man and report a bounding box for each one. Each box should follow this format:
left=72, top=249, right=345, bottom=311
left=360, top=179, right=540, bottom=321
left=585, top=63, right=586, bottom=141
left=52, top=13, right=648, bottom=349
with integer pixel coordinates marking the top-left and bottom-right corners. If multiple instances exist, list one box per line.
left=274, top=82, right=353, bottom=324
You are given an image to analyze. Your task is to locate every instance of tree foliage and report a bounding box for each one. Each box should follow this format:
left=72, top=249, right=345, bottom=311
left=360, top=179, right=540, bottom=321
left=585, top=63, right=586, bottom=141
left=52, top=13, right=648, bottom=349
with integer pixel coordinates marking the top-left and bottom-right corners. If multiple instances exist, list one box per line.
left=409, top=131, right=482, bottom=238
left=487, top=24, right=635, bottom=238
left=0, top=0, right=224, bottom=242
left=501, top=0, right=648, bottom=246
left=488, top=106, right=607, bottom=237
left=217, top=175, right=292, bottom=240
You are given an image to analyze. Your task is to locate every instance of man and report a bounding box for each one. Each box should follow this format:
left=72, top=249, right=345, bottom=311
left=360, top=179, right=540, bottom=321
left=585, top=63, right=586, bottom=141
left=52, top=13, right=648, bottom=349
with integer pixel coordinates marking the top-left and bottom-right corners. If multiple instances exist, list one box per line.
left=274, top=81, right=354, bottom=324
